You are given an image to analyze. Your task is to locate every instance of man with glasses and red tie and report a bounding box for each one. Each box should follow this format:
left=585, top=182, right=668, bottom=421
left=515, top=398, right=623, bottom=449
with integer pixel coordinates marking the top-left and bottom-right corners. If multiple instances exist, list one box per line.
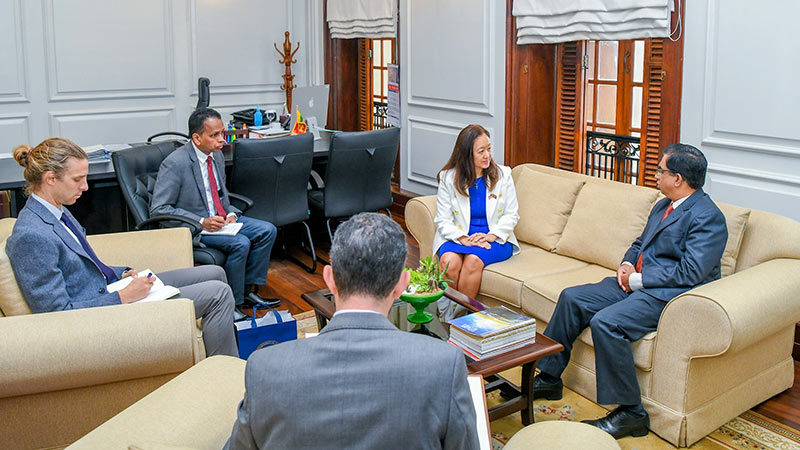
left=151, top=108, right=279, bottom=320
left=532, top=144, right=728, bottom=440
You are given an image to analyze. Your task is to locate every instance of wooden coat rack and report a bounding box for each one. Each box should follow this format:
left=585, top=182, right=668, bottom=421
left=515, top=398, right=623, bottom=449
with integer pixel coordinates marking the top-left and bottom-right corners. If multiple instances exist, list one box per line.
left=274, top=31, right=300, bottom=112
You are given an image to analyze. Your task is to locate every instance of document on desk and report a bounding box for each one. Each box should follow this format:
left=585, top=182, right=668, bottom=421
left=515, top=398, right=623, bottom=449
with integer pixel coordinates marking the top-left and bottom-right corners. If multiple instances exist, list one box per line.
left=201, top=222, right=243, bottom=236
left=106, top=269, right=180, bottom=303
left=468, top=375, right=492, bottom=450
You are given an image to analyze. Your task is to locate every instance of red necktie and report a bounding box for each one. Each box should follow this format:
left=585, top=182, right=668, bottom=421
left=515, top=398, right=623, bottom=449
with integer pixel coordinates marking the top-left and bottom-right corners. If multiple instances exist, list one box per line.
left=206, top=156, right=226, bottom=216
left=635, top=204, right=674, bottom=273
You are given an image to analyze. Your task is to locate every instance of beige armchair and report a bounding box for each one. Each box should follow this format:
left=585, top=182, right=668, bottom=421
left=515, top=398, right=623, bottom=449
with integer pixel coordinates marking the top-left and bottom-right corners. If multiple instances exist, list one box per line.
left=0, top=218, right=207, bottom=450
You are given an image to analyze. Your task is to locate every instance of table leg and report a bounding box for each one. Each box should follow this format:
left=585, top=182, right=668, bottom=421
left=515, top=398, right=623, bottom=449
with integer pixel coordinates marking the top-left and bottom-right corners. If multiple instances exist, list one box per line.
left=521, top=361, right=536, bottom=425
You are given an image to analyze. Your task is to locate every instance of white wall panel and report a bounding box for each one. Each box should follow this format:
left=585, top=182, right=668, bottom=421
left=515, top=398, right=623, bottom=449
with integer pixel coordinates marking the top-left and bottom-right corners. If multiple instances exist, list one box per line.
left=681, top=0, right=800, bottom=221
left=0, top=0, right=27, bottom=103
left=50, top=108, right=175, bottom=147
left=44, top=0, right=173, bottom=100
left=400, top=0, right=505, bottom=195
left=406, top=117, right=467, bottom=187
left=191, top=0, right=292, bottom=95
left=0, top=114, right=31, bottom=153
left=406, top=0, right=493, bottom=114
left=0, top=0, right=323, bottom=150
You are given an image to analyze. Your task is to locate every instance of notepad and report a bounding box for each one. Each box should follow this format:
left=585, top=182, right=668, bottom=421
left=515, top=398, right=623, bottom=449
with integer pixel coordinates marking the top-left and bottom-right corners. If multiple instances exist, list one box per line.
left=106, top=269, right=180, bottom=303
left=468, top=375, right=492, bottom=450
left=201, top=222, right=243, bottom=236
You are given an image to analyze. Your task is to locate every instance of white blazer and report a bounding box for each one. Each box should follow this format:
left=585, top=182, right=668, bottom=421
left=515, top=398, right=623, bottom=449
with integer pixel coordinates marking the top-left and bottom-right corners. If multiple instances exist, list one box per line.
left=433, top=165, right=520, bottom=257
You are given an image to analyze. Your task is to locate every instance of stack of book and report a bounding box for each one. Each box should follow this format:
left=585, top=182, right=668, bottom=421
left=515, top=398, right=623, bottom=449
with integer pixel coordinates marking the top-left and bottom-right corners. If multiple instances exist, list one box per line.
left=448, top=306, right=536, bottom=361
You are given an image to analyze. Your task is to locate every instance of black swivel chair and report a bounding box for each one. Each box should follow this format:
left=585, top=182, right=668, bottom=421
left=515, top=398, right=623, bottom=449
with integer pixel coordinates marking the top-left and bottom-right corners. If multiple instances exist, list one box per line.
left=308, top=127, right=400, bottom=242
left=230, top=134, right=318, bottom=273
left=112, top=142, right=232, bottom=266
left=146, top=77, right=210, bottom=143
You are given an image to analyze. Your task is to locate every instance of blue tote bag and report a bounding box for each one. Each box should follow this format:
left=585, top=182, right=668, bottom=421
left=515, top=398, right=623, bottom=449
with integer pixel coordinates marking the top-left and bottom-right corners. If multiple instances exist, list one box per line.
left=236, top=306, right=297, bottom=359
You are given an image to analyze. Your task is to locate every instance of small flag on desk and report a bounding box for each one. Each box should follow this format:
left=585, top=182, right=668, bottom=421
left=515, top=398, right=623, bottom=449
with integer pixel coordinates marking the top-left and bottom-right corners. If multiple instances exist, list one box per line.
left=291, top=106, right=307, bottom=135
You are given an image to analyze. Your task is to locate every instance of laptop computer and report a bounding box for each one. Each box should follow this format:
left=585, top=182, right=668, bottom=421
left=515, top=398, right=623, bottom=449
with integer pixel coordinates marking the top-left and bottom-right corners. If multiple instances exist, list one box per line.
left=292, top=85, right=330, bottom=137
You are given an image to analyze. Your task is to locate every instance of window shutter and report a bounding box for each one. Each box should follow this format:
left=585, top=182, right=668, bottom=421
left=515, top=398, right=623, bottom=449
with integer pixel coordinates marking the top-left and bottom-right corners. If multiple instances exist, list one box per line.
left=357, top=39, right=373, bottom=131
left=554, top=42, right=585, bottom=172
left=640, top=38, right=665, bottom=187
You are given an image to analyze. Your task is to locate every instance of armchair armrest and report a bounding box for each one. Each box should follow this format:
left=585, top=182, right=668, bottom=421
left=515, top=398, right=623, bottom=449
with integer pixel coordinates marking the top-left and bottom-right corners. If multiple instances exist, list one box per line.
left=650, top=258, right=800, bottom=409
left=88, top=227, right=194, bottom=273
left=136, top=214, right=202, bottom=237
left=0, top=299, right=200, bottom=400
left=405, top=196, right=438, bottom=258
left=229, top=192, right=253, bottom=214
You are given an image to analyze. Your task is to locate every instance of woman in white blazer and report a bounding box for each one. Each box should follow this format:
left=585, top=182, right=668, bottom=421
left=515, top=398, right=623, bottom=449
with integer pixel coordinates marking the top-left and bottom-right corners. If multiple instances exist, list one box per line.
left=434, top=124, right=520, bottom=306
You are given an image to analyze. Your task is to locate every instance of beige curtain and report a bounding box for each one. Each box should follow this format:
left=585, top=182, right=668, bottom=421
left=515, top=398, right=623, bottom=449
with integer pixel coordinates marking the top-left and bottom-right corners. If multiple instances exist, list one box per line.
left=512, top=0, right=676, bottom=44
left=327, top=0, right=396, bottom=39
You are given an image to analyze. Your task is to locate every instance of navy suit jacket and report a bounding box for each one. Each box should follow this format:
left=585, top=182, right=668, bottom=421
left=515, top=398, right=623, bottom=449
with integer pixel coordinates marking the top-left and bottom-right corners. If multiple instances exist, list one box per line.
left=6, top=198, right=127, bottom=312
left=622, top=189, right=728, bottom=301
left=150, top=143, right=241, bottom=225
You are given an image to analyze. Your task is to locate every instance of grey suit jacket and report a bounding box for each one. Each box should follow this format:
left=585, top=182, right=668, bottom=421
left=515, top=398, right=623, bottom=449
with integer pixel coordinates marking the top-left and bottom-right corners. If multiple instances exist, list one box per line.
left=150, top=143, right=241, bottom=224
left=6, top=198, right=127, bottom=312
left=225, top=312, right=479, bottom=450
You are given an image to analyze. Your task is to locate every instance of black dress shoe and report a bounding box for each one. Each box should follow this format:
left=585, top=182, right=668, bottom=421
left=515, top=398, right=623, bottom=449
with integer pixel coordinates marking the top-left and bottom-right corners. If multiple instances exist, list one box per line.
left=582, top=406, right=650, bottom=439
left=533, top=375, right=563, bottom=400
left=245, top=292, right=281, bottom=309
left=233, top=307, right=248, bottom=322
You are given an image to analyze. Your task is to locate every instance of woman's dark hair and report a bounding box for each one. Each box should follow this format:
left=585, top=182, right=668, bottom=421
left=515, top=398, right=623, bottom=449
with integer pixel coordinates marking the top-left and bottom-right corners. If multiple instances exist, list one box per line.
left=188, top=107, right=222, bottom=137
left=663, top=143, right=708, bottom=190
left=437, top=124, right=499, bottom=196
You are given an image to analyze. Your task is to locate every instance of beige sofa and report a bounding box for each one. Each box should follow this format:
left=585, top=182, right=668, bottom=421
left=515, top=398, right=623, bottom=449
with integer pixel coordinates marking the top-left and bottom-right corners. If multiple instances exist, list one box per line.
left=0, top=219, right=208, bottom=450
left=406, top=163, right=800, bottom=447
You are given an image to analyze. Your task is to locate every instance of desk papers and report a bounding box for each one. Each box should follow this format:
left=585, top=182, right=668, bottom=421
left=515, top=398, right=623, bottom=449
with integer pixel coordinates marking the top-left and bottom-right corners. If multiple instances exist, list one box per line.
left=201, top=222, right=243, bottom=236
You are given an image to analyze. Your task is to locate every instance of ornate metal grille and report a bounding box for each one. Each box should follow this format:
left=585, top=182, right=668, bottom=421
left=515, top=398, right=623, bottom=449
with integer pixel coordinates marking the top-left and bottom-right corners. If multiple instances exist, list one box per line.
left=585, top=131, right=641, bottom=184
left=373, top=101, right=389, bottom=130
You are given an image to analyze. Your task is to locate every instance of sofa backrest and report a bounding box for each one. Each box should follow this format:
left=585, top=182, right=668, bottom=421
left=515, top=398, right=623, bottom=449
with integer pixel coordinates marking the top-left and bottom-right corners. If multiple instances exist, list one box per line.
left=510, top=164, right=800, bottom=276
left=0, top=218, right=32, bottom=316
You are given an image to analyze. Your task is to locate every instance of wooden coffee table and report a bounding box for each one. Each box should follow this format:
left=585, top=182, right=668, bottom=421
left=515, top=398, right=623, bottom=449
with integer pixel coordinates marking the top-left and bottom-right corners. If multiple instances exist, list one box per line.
left=301, top=287, right=563, bottom=425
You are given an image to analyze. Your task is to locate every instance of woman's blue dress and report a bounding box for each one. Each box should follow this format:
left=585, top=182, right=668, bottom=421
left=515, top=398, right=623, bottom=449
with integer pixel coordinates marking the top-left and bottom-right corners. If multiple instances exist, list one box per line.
left=438, top=177, right=513, bottom=266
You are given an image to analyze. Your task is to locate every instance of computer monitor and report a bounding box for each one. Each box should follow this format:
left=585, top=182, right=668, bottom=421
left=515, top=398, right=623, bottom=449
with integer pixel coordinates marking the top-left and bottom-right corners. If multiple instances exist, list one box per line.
left=292, top=85, right=329, bottom=130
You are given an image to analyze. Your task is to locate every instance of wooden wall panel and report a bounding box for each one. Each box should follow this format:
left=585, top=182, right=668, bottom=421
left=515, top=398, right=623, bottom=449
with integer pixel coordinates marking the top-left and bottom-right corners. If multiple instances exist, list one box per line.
left=504, top=0, right=556, bottom=168
left=323, top=0, right=359, bottom=132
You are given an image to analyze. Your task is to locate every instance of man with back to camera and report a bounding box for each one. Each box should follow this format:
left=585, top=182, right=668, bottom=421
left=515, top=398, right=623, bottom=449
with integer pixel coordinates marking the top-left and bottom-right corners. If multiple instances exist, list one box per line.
left=224, top=213, right=479, bottom=450
left=532, top=144, right=728, bottom=439
left=150, top=107, right=279, bottom=319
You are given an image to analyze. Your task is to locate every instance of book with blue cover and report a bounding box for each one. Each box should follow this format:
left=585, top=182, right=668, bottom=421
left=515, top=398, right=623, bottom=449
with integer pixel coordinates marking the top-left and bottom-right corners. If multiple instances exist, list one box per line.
left=449, top=305, right=535, bottom=339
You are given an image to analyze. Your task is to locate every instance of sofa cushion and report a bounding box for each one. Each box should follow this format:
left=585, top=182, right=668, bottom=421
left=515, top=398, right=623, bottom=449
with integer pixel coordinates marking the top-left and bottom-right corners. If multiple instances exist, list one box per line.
left=480, top=243, right=587, bottom=308
left=521, top=264, right=615, bottom=324
left=555, top=181, right=659, bottom=270
left=716, top=202, right=751, bottom=277
left=514, top=168, right=585, bottom=251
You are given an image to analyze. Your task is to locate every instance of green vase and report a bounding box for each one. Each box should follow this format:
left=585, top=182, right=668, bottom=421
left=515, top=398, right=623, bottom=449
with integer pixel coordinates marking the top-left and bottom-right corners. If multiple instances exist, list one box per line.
left=399, top=287, right=446, bottom=324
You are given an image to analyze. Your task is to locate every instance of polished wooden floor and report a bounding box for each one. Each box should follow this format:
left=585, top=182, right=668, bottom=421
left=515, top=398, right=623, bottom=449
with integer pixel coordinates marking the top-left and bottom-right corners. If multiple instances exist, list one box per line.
left=257, top=212, right=800, bottom=432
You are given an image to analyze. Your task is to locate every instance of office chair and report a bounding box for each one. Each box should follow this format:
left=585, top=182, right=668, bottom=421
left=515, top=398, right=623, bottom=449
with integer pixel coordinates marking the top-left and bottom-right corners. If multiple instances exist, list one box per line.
left=146, top=77, right=210, bottom=143
left=230, top=134, right=318, bottom=273
left=308, top=127, right=400, bottom=242
left=196, top=77, right=210, bottom=110
left=112, top=142, right=251, bottom=267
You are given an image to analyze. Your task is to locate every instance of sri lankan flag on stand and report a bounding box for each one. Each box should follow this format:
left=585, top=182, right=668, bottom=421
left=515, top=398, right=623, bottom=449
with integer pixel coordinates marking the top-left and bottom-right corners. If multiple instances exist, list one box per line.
left=291, top=106, right=307, bottom=135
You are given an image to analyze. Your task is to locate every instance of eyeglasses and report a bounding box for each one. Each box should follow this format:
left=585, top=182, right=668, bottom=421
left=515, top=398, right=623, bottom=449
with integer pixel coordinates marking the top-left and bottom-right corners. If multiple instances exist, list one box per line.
left=655, top=167, right=676, bottom=176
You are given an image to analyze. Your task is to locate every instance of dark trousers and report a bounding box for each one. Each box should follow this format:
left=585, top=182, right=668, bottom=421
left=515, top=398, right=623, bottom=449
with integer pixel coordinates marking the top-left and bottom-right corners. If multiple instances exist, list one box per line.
left=537, top=276, right=667, bottom=405
left=200, top=216, right=277, bottom=305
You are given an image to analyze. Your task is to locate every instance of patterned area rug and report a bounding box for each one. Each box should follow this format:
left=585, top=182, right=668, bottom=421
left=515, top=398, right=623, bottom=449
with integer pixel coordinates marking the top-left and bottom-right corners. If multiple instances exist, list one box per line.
left=489, top=367, right=800, bottom=449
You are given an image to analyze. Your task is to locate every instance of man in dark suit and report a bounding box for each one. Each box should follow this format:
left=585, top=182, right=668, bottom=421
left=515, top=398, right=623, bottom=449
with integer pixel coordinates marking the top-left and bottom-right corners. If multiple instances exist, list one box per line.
left=224, top=213, right=479, bottom=450
left=150, top=108, right=279, bottom=318
left=533, top=144, right=728, bottom=439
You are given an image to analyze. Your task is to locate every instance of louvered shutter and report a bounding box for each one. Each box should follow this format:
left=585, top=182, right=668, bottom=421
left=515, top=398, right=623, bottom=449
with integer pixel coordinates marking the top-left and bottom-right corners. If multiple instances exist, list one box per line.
left=357, top=39, right=373, bottom=131
left=554, top=42, right=585, bottom=172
